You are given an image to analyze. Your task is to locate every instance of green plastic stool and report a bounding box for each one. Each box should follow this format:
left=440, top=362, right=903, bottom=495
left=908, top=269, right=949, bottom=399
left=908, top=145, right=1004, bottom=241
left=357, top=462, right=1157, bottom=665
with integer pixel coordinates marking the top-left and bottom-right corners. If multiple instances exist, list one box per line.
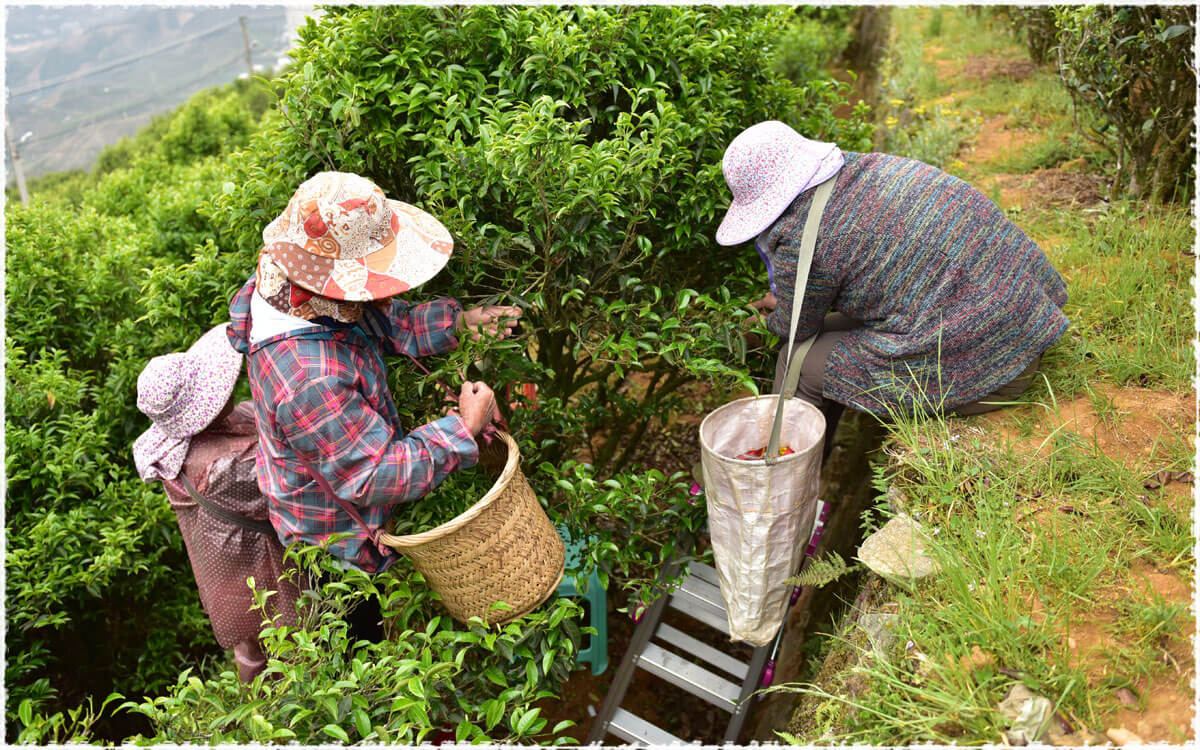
left=555, top=526, right=608, bottom=675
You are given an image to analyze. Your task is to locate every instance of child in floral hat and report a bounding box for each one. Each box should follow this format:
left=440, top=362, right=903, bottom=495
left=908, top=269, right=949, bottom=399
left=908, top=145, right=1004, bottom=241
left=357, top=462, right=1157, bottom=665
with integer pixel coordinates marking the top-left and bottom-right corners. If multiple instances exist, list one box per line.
left=134, top=324, right=301, bottom=682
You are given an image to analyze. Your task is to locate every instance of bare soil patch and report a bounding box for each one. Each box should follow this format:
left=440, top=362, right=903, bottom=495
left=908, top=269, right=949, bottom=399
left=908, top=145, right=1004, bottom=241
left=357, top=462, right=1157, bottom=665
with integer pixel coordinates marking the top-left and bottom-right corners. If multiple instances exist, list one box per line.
left=928, top=90, right=972, bottom=108
left=1100, top=560, right=1195, bottom=743
left=982, top=386, right=1194, bottom=743
left=960, top=54, right=1038, bottom=83
left=986, top=169, right=1110, bottom=210
left=962, top=115, right=1041, bottom=167
left=923, top=44, right=961, bottom=79
left=1021, top=561, right=1195, bottom=744
left=981, top=385, right=1193, bottom=466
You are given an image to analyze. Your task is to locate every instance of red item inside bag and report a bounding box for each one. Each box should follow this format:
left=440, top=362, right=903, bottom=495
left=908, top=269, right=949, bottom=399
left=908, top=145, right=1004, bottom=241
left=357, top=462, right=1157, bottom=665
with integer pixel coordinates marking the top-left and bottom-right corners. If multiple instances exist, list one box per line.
left=734, top=444, right=795, bottom=461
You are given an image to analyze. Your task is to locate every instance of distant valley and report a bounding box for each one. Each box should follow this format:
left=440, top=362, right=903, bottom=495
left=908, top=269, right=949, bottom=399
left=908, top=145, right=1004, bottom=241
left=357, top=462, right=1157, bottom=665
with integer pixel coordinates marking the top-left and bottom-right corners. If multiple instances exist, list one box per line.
left=6, top=5, right=314, bottom=179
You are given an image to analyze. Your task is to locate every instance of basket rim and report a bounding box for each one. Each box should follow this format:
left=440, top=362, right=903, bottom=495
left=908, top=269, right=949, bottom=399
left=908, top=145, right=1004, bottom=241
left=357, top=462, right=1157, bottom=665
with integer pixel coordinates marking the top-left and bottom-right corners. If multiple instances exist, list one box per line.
left=378, top=430, right=519, bottom=548
left=698, top=394, right=825, bottom=467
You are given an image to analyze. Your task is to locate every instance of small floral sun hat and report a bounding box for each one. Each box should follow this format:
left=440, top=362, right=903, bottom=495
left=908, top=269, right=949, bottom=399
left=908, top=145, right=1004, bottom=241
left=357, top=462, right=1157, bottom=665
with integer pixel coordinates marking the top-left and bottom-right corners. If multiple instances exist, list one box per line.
left=132, top=324, right=243, bottom=481
left=260, top=171, right=454, bottom=302
left=715, top=121, right=844, bottom=246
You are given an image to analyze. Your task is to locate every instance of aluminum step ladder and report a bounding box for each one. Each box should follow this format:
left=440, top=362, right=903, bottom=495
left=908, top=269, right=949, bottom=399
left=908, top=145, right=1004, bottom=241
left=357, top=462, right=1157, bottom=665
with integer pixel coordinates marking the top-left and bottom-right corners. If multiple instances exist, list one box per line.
left=587, top=501, right=831, bottom=745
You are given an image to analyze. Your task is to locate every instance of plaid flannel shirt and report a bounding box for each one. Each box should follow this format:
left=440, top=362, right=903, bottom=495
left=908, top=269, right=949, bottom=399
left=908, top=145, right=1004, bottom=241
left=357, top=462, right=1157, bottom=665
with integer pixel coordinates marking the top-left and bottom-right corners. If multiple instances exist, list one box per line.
left=227, top=278, right=478, bottom=573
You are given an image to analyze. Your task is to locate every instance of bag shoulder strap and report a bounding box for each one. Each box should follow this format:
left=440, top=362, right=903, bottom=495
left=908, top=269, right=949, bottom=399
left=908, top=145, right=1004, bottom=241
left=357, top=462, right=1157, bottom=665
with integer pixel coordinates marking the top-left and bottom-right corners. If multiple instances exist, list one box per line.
left=766, top=177, right=836, bottom=465
left=293, top=452, right=382, bottom=544
left=175, top=473, right=277, bottom=537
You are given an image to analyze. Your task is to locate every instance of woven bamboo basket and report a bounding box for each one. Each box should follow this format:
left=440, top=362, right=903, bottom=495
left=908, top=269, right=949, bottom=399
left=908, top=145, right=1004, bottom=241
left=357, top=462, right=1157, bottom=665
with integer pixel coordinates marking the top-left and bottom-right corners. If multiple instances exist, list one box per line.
left=379, top=431, right=564, bottom=625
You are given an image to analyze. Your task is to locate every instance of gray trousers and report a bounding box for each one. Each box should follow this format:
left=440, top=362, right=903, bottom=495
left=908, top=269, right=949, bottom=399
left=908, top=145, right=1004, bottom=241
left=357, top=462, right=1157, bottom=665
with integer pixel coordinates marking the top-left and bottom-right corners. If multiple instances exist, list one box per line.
left=773, top=313, right=1042, bottom=460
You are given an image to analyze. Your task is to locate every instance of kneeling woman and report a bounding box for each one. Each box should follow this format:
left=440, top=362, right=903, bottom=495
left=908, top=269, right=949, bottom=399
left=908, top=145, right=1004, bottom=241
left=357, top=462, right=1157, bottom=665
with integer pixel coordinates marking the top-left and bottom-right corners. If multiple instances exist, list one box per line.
left=717, top=121, right=1069, bottom=459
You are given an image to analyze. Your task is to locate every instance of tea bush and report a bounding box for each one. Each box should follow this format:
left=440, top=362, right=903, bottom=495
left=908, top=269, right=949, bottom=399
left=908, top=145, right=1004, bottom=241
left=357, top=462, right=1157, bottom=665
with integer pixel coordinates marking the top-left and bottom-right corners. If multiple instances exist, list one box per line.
left=1007, top=5, right=1195, bottom=202
left=177, top=3, right=872, bottom=620
left=996, top=7, right=1059, bottom=65
left=124, top=547, right=585, bottom=745
left=5, top=203, right=222, bottom=741
left=773, top=9, right=855, bottom=92
left=20, top=77, right=275, bottom=205
left=201, top=2, right=869, bottom=532
left=1054, top=5, right=1195, bottom=202
left=4, top=81, right=270, bottom=738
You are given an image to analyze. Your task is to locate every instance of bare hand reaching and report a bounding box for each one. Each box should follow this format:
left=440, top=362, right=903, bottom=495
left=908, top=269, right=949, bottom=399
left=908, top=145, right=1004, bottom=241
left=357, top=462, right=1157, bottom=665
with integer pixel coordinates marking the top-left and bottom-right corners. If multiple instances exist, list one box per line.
left=457, top=381, right=497, bottom=436
left=749, top=292, right=777, bottom=315
left=457, top=305, right=522, bottom=341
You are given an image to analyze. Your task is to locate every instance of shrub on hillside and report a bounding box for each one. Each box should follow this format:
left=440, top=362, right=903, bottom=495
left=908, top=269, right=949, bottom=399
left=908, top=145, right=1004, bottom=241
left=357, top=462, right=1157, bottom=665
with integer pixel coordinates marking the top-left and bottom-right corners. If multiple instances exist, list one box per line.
left=207, top=4, right=867, bottom=462
left=1008, top=5, right=1195, bottom=202
left=83, top=158, right=234, bottom=262
left=774, top=10, right=854, bottom=93
left=41, top=77, right=276, bottom=200
left=158, top=89, right=256, bottom=165
left=5, top=86, right=263, bottom=737
left=124, top=548, right=585, bottom=744
left=997, top=7, right=1059, bottom=65
left=5, top=204, right=219, bottom=740
left=198, top=2, right=869, bottom=608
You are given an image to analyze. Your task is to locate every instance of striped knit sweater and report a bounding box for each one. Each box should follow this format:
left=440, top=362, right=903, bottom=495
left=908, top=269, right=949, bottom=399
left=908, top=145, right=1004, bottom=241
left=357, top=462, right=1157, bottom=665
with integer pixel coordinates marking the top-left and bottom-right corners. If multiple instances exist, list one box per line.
left=765, top=151, right=1069, bottom=415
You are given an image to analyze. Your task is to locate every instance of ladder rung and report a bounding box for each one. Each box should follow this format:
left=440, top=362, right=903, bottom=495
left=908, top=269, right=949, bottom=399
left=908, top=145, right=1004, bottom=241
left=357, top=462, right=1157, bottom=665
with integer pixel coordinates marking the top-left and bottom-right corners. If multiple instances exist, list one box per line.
left=637, top=643, right=741, bottom=712
left=669, top=588, right=730, bottom=633
left=654, top=622, right=749, bottom=680
left=669, top=571, right=730, bottom=633
left=677, top=570, right=727, bottom=612
left=607, top=707, right=686, bottom=745
left=688, top=561, right=721, bottom=587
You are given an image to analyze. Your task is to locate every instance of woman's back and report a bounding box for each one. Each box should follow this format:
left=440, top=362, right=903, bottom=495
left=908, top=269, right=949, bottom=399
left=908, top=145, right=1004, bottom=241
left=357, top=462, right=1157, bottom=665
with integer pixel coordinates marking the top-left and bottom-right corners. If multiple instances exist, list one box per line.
left=766, top=151, right=1069, bottom=413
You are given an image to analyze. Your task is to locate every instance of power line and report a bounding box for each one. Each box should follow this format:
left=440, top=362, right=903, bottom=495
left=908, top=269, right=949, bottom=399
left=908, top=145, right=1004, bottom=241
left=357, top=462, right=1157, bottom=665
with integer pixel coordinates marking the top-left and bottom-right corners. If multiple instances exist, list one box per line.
left=22, top=48, right=248, bottom=150
left=10, top=12, right=277, bottom=98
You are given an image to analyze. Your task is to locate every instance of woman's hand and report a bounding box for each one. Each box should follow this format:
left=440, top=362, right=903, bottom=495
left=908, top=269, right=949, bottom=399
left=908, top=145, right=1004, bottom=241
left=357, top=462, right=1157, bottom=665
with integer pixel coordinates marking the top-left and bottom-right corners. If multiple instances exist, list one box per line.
left=749, top=292, right=777, bottom=315
left=456, top=381, right=497, bottom=436
left=743, top=292, right=777, bottom=349
left=457, top=305, right=522, bottom=341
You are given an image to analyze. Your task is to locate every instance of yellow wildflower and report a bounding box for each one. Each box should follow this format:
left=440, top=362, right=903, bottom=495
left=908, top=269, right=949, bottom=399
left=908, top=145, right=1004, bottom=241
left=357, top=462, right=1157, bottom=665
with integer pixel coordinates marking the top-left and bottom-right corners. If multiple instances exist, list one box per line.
left=885, top=116, right=899, bottom=129
left=913, top=105, right=926, bottom=116
left=889, top=98, right=905, bottom=108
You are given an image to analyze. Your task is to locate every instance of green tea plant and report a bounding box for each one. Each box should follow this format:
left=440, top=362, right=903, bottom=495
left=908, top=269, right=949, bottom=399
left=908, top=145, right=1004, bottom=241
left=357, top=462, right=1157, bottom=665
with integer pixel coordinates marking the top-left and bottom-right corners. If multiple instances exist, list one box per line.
left=996, top=7, right=1059, bottom=64
left=123, top=543, right=585, bottom=744
left=774, top=15, right=848, bottom=87
left=196, top=4, right=868, bottom=602
left=4, top=206, right=220, bottom=739
left=205, top=5, right=869, bottom=452
left=3, top=79, right=277, bottom=737
left=389, top=466, right=496, bottom=535
left=1030, top=6, right=1195, bottom=202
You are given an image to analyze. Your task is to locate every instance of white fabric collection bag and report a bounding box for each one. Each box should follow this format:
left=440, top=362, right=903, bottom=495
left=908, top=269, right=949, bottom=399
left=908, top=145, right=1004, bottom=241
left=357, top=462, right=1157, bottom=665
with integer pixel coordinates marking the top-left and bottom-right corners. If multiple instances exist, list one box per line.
left=699, top=177, right=835, bottom=645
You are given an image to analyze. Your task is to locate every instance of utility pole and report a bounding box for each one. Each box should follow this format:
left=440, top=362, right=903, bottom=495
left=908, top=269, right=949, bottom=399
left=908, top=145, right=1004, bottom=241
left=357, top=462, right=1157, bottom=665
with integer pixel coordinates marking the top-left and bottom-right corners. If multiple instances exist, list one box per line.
left=239, top=16, right=254, bottom=77
left=5, top=117, right=30, bottom=205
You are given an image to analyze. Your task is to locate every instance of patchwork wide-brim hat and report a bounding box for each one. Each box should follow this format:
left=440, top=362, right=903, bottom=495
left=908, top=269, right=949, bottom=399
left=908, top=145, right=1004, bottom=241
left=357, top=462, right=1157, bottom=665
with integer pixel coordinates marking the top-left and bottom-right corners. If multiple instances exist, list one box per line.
left=715, top=121, right=843, bottom=247
left=261, top=171, right=454, bottom=301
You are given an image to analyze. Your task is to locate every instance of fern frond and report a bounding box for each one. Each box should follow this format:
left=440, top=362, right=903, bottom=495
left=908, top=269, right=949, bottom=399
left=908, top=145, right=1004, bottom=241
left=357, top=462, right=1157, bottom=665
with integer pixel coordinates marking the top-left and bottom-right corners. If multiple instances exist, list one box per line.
left=785, top=551, right=858, bottom=589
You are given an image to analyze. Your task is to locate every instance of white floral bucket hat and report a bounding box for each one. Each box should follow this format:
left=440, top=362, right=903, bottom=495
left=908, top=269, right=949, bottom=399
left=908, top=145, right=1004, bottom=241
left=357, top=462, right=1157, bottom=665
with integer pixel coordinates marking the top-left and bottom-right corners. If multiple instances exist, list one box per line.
left=260, top=171, right=454, bottom=301
left=132, top=324, right=243, bottom=481
left=715, top=121, right=844, bottom=246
